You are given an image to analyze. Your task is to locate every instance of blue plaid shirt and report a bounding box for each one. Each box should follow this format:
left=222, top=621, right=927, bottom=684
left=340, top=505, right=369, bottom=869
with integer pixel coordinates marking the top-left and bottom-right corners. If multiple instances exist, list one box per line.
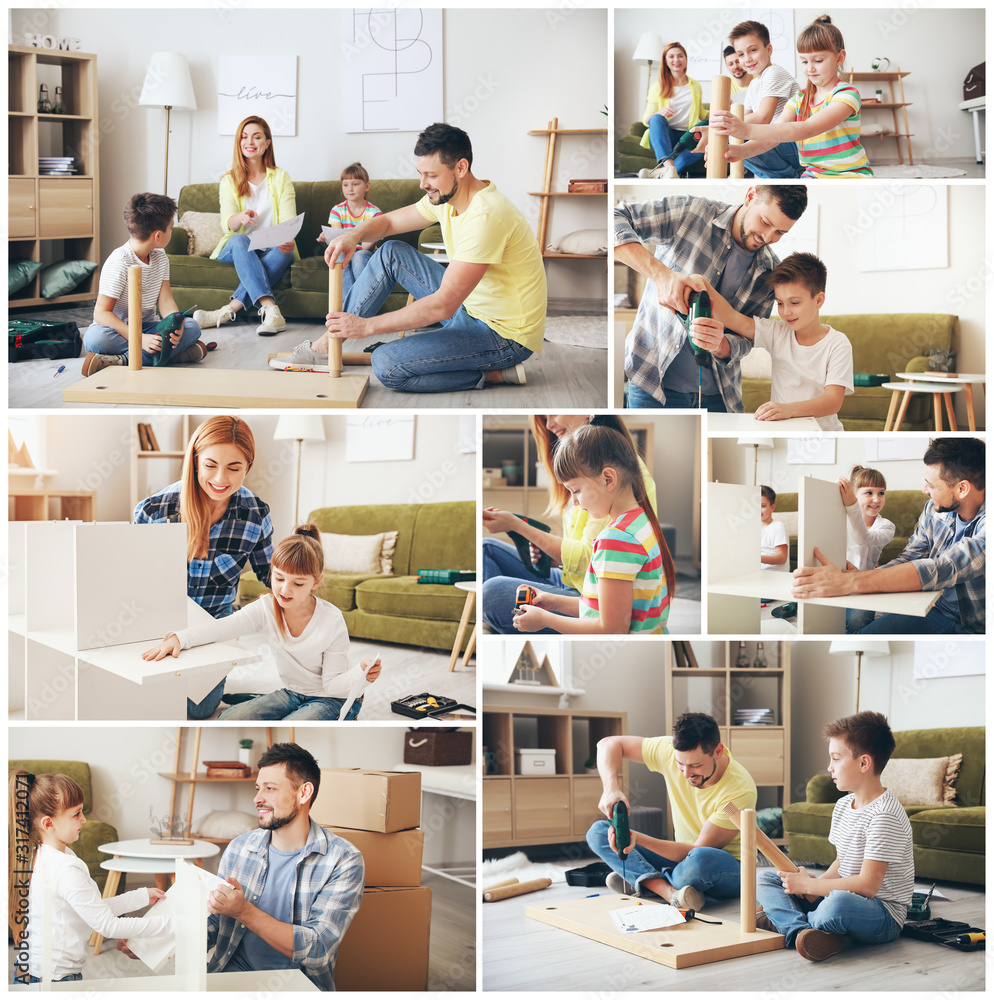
left=133, top=483, right=273, bottom=615
left=207, top=819, right=364, bottom=991
left=884, top=500, right=985, bottom=633
left=616, top=195, right=780, bottom=410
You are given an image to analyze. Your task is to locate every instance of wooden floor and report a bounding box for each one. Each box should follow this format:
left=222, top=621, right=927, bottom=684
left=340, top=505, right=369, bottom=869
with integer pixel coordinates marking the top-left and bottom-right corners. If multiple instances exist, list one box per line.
left=483, top=867, right=986, bottom=991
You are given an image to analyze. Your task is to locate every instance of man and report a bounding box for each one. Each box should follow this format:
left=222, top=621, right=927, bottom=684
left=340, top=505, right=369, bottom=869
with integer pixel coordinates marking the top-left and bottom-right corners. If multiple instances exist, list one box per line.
left=724, top=44, right=753, bottom=94
left=281, top=122, right=547, bottom=393
left=617, top=185, right=807, bottom=411
left=587, top=712, right=757, bottom=909
left=794, top=438, right=985, bottom=634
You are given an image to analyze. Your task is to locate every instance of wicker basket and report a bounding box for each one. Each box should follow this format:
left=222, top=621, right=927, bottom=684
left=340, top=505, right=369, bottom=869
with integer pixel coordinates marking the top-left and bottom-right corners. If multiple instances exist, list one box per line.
left=403, top=728, right=472, bottom=766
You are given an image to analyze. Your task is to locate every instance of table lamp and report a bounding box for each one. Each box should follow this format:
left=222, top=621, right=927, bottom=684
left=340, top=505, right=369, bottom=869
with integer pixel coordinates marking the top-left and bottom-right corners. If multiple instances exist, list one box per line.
left=273, top=416, right=326, bottom=526
left=632, top=32, right=664, bottom=103
left=139, top=53, right=197, bottom=195
left=737, top=436, right=774, bottom=486
left=828, top=640, right=891, bottom=711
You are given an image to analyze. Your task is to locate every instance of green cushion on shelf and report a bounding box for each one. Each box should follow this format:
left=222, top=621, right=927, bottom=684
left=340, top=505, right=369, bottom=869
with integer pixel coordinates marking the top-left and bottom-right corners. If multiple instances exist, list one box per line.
left=39, top=259, right=97, bottom=299
left=9, top=259, right=42, bottom=294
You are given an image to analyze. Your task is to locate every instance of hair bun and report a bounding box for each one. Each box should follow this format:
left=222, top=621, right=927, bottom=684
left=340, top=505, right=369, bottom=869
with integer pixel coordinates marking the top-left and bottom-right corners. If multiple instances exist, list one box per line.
left=815, top=14, right=832, bottom=24
left=294, top=523, right=321, bottom=541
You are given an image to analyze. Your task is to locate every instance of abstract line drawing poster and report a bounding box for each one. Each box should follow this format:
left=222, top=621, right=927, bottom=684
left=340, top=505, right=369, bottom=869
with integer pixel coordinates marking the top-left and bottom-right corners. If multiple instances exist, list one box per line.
left=344, top=8, right=443, bottom=133
left=218, top=54, right=297, bottom=135
left=855, top=185, right=949, bottom=272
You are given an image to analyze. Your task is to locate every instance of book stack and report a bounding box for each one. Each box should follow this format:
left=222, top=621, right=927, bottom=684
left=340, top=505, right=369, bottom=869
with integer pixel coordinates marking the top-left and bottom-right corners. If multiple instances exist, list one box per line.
left=38, top=156, right=76, bottom=176
left=416, top=568, right=475, bottom=585
left=136, top=422, right=160, bottom=451
left=734, top=708, right=776, bottom=726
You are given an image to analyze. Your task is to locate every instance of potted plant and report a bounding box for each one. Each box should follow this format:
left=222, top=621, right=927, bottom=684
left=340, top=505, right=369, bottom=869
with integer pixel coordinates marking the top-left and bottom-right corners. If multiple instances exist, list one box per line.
left=584, top=757, right=598, bottom=775
left=238, top=739, right=253, bottom=767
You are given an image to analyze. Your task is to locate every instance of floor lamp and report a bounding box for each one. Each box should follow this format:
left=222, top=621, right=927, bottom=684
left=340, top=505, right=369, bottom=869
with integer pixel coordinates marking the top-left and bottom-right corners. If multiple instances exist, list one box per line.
left=828, top=641, right=891, bottom=711
left=631, top=32, right=663, bottom=106
left=139, top=53, right=197, bottom=195
left=273, top=416, right=327, bottom=527
left=737, top=436, right=774, bottom=486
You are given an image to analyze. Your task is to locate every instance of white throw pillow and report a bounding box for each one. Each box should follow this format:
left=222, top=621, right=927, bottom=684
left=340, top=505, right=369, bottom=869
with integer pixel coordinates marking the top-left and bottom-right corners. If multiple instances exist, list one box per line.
left=546, top=229, right=608, bottom=256
left=772, top=511, right=797, bottom=539
left=320, top=530, right=398, bottom=575
left=740, top=346, right=773, bottom=380
left=177, top=211, right=224, bottom=257
left=882, top=754, right=963, bottom=807
left=192, top=810, right=258, bottom=839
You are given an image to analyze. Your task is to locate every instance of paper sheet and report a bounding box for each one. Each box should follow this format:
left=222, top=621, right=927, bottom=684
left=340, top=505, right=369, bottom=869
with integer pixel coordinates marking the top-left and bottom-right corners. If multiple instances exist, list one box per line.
left=247, top=212, right=305, bottom=252
left=609, top=902, right=687, bottom=934
left=338, top=657, right=379, bottom=721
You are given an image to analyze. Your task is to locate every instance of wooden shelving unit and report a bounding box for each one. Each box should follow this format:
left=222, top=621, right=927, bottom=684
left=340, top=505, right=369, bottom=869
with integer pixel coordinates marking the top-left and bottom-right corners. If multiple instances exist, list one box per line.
left=9, top=486, right=95, bottom=520
left=8, top=45, right=100, bottom=309
left=847, top=69, right=914, bottom=165
left=482, top=705, right=627, bottom=849
left=130, top=415, right=193, bottom=512
left=663, top=641, right=791, bottom=846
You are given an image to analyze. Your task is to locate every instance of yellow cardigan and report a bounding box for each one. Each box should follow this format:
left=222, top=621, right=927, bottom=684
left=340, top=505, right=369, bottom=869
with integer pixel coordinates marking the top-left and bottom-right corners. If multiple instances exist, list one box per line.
left=211, top=166, right=300, bottom=261
left=639, top=78, right=704, bottom=150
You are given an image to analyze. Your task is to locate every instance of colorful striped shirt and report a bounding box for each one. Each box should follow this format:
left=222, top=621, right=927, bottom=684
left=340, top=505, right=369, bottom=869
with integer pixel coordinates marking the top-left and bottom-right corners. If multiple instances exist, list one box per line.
left=580, top=507, right=668, bottom=633
left=783, top=84, right=873, bottom=178
left=328, top=200, right=382, bottom=228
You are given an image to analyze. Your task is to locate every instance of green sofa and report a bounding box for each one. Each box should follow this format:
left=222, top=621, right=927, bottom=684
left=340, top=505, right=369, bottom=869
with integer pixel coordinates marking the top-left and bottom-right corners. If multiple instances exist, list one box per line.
left=8, top=759, right=121, bottom=895
left=165, top=180, right=442, bottom=318
left=617, top=118, right=712, bottom=177
left=742, top=314, right=960, bottom=431
left=783, top=727, right=985, bottom=885
left=239, top=501, right=475, bottom=652
left=773, top=489, right=928, bottom=571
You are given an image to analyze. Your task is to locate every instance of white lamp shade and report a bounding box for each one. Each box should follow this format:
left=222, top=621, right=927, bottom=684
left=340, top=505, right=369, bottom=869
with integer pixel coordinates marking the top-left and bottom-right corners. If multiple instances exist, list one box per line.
left=632, top=32, right=664, bottom=63
left=273, top=416, right=326, bottom=442
left=828, top=641, right=891, bottom=658
left=737, top=436, right=775, bottom=450
left=139, top=53, right=197, bottom=110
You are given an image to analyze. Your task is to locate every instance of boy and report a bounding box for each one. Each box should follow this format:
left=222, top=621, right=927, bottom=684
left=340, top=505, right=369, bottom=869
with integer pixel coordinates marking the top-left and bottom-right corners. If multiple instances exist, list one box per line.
left=82, top=192, right=204, bottom=375
left=723, top=45, right=752, bottom=95
left=701, top=251, right=853, bottom=430
left=760, top=485, right=789, bottom=572
left=755, top=711, right=914, bottom=962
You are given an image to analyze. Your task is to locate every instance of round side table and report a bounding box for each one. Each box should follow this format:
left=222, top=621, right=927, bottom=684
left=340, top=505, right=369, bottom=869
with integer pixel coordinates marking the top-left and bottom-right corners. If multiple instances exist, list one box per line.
left=881, top=381, right=964, bottom=432
left=895, top=372, right=985, bottom=431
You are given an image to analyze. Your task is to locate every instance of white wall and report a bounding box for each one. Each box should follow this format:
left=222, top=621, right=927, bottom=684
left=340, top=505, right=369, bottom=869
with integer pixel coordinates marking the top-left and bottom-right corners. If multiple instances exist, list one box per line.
left=13, top=6, right=608, bottom=302
left=646, top=414, right=699, bottom=560
left=614, top=7, right=985, bottom=163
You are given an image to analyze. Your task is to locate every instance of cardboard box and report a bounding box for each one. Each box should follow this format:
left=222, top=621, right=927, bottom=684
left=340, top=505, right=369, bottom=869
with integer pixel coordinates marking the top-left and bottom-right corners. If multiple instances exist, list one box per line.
left=324, top=826, right=424, bottom=887
left=335, top=886, right=432, bottom=991
left=313, top=768, right=421, bottom=833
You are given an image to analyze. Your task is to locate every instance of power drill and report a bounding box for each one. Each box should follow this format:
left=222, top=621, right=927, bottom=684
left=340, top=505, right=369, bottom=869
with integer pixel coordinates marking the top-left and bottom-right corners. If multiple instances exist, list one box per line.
left=152, top=306, right=197, bottom=367
left=677, top=289, right=711, bottom=407
left=674, top=117, right=709, bottom=155
left=611, top=801, right=631, bottom=887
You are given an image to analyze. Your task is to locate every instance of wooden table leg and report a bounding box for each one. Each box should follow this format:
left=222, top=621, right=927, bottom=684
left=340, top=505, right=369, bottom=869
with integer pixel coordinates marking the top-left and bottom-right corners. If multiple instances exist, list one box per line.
left=942, top=393, right=958, bottom=431
left=893, top=390, right=913, bottom=431
left=963, top=384, right=977, bottom=431
left=92, top=865, right=122, bottom=954
left=462, top=623, right=478, bottom=666
left=883, top=389, right=900, bottom=432
left=932, top=394, right=943, bottom=431
left=155, top=872, right=171, bottom=892
left=448, top=591, right=476, bottom=672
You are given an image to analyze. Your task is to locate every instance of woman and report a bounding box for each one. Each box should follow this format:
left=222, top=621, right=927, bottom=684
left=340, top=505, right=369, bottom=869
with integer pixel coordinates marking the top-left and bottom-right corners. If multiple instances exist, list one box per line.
left=637, top=42, right=705, bottom=179
left=482, top=414, right=658, bottom=634
left=134, top=416, right=274, bottom=718
left=194, top=116, right=298, bottom=336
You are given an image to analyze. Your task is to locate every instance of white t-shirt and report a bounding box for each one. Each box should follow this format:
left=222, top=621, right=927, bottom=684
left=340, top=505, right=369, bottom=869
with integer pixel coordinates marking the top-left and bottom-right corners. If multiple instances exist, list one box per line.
left=176, top=595, right=366, bottom=699
left=753, top=317, right=854, bottom=431
left=666, top=84, right=694, bottom=131
left=745, top=63, right=800, bottom=119
left=845, top=504, right=896, bottom=571
left=244, top=179, right=273, bottom=232
left=25, top=844, right=173, bottom=980
left=98, top=242, right=170, bottom=323
left=761, top=518, right=789, bottom=572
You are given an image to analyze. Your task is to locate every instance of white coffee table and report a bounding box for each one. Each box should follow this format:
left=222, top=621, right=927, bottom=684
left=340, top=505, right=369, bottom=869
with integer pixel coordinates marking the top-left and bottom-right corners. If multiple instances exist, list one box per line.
left=894, top=372, right=985, bottom=431
left=881, top=380, right=964, bottom=432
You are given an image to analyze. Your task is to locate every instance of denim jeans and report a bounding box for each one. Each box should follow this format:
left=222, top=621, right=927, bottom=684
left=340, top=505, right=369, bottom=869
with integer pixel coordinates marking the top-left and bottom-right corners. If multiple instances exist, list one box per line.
left=187, top=602, right=234, bottom=720
left=218, top=688, right=364, bottom=721
left=845, top=607, right=876, bottom=632
left=345, top=240, right=533, bottom=392
left=586, top=819, right=742, bottom=898
left=15, top=973, right=83, bottom=983
left=627, top=381, right=728, bottom=412
left=854, top=604, right=966, bottom=634
left=481, top=538, right=579, bottom=634
left=756, top=869, right=901, bottom=949
left=217, top=233, right=294, bottom=309
left=745, top=142, right=802, bottom=179
left=647, top=114, right=705, bottom=175
left=83, top=319, right=202, bottom=365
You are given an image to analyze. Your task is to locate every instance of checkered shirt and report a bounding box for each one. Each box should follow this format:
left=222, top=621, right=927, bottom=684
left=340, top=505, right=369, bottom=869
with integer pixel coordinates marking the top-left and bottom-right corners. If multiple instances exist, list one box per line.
left=133, top=483, right=273, bottom=614
left=207, top=820, right=365, bottom=991
left=617, top=195, right=780, bottom=410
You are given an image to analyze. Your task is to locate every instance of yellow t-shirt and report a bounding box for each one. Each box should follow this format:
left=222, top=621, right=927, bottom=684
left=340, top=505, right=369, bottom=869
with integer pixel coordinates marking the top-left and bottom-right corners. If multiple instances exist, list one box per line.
left=415, top=182, right=547, bottom=353
left=641, top=736, right=757, bottom=860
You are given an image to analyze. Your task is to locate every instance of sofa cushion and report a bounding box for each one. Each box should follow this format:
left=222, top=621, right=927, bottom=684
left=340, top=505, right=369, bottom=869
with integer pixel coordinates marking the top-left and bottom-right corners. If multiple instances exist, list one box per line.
left=318, top=573, right=385, bottom=613
left=309, top=505, right=420, bottom=577
left=909, top=806, right=985, bottom=854
left=355, top=576, right=470, bottom=622
left=178, top=211, right=224, bottom=257
left=409, top=501, right=475, bottom=574
left=882, top=754, right=962, bottom=807
left=321, top=530, right=398, bottom=575
left=893, top=726, right=985, bottom=807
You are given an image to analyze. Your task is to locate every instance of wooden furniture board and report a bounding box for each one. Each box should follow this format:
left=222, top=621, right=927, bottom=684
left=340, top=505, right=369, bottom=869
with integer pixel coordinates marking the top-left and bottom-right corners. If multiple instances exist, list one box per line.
left=9, top=521, right=26, bottom=615
left=25, top=520, right=78, bottom=632
left=706, top=414, right=822, bottom=432
left=63, top=366, right=368, bottom=408
left=526, top=894, right=783, bottom=969
left=707, top=483, right=760, bottom=634
left=796, top=476, right=846, bottom=634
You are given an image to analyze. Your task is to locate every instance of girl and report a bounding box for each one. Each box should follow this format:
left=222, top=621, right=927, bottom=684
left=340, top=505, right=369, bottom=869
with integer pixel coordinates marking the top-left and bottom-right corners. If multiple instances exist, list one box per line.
left=134, top=416, right=273, bottom=719
left=513, top=424, right=675, bottom=635
left=711, top=15, right=872, bottom=178
left=637, top=42, right=705, bottom=179
left=142, top=525, right=383, bottom=721
left=317, top=162, right=383, bottom=295
left=194, top=115, right=299, bottom=336
left=839, top=465, right=895, bottom=632
left=482, top=415, right=658, bottom=634
left=8, top=770, right=172, bottom=983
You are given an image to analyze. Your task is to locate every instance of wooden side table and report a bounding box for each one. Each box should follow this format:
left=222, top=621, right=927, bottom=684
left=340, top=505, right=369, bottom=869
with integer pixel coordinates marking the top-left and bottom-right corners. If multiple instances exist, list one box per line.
left=881, top=381, right=964, bottom=431
left=895, top=372, right=985, bottom=431
left=448, top=581, right=478, bottom=672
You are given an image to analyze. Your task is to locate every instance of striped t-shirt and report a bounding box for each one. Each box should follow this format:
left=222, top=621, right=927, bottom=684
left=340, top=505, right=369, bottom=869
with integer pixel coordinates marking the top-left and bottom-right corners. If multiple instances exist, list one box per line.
left=98, top=242, right=171, bottom=322
left=580, top=507, right=668, bottom=634
left=828, top=788, right=914, bottom=927
left=783, top=84, right=872, bottom=178
left=328, top=200, right=382, bottom=228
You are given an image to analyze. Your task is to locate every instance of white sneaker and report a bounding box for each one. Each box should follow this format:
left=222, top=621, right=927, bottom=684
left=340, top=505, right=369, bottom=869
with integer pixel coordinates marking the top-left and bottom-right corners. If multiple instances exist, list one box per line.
left=648, top=161, right=680, bottom=180
left=256, top=303, right=286, bottom=336
left=193, top=303, right=236, bottom=329
left=269, top=340, right=329, bottom=371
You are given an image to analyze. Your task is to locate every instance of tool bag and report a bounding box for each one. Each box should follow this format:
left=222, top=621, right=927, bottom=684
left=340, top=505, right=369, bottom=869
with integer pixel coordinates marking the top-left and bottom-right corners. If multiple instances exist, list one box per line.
left=963, top=62, right=985, bottom=101
left=8, top=319, right=82, bottom=362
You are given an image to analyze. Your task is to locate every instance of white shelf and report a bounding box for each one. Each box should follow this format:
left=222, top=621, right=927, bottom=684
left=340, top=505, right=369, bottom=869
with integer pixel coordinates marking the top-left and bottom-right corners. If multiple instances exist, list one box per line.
left=483, top=683, right=586, bottom=698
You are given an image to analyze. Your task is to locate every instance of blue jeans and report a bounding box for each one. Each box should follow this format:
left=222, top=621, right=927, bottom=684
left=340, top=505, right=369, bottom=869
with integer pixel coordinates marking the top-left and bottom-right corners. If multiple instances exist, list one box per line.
left=217, top=233, right=294, bottom=309
left=745, top=142, right=801, bottom=179
left=756, top=869, right=901, bottom=949
left=845, top=607, right=876, bottom=632
left=627, top=381, right=728, bottom=412
left=587, top=819, right=741, bottom=898
left=187, top=602, right=234, bottom=719
left=854, top=604, right=966, bottom=634
left=15, top=973, right=83, bottom=983
left=345, top=240, right=533, bottom=393
left=218, top=688, right=364, bottom=721
left=481, top=538, right=579, bottom=634
left=647, top=115, right=704, bottom=175
left=83, top=318, right=201, bottom=365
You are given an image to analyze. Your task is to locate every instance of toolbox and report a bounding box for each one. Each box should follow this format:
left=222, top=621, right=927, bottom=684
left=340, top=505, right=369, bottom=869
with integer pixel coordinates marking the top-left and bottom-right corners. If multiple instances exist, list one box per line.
left=392, top=692, right=476, bottom=720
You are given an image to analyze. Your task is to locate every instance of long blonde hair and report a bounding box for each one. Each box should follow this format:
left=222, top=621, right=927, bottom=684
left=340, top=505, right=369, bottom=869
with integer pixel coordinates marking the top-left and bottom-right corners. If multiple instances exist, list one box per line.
left=228, top=116, right=277, bottom=199
left=8, top=770, right=84, bottom=947
left=658, top=42, right=689, bottom=101
left=180, top=417, right=256, bottom=562
left=270, top=525, right=324, bottom=639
